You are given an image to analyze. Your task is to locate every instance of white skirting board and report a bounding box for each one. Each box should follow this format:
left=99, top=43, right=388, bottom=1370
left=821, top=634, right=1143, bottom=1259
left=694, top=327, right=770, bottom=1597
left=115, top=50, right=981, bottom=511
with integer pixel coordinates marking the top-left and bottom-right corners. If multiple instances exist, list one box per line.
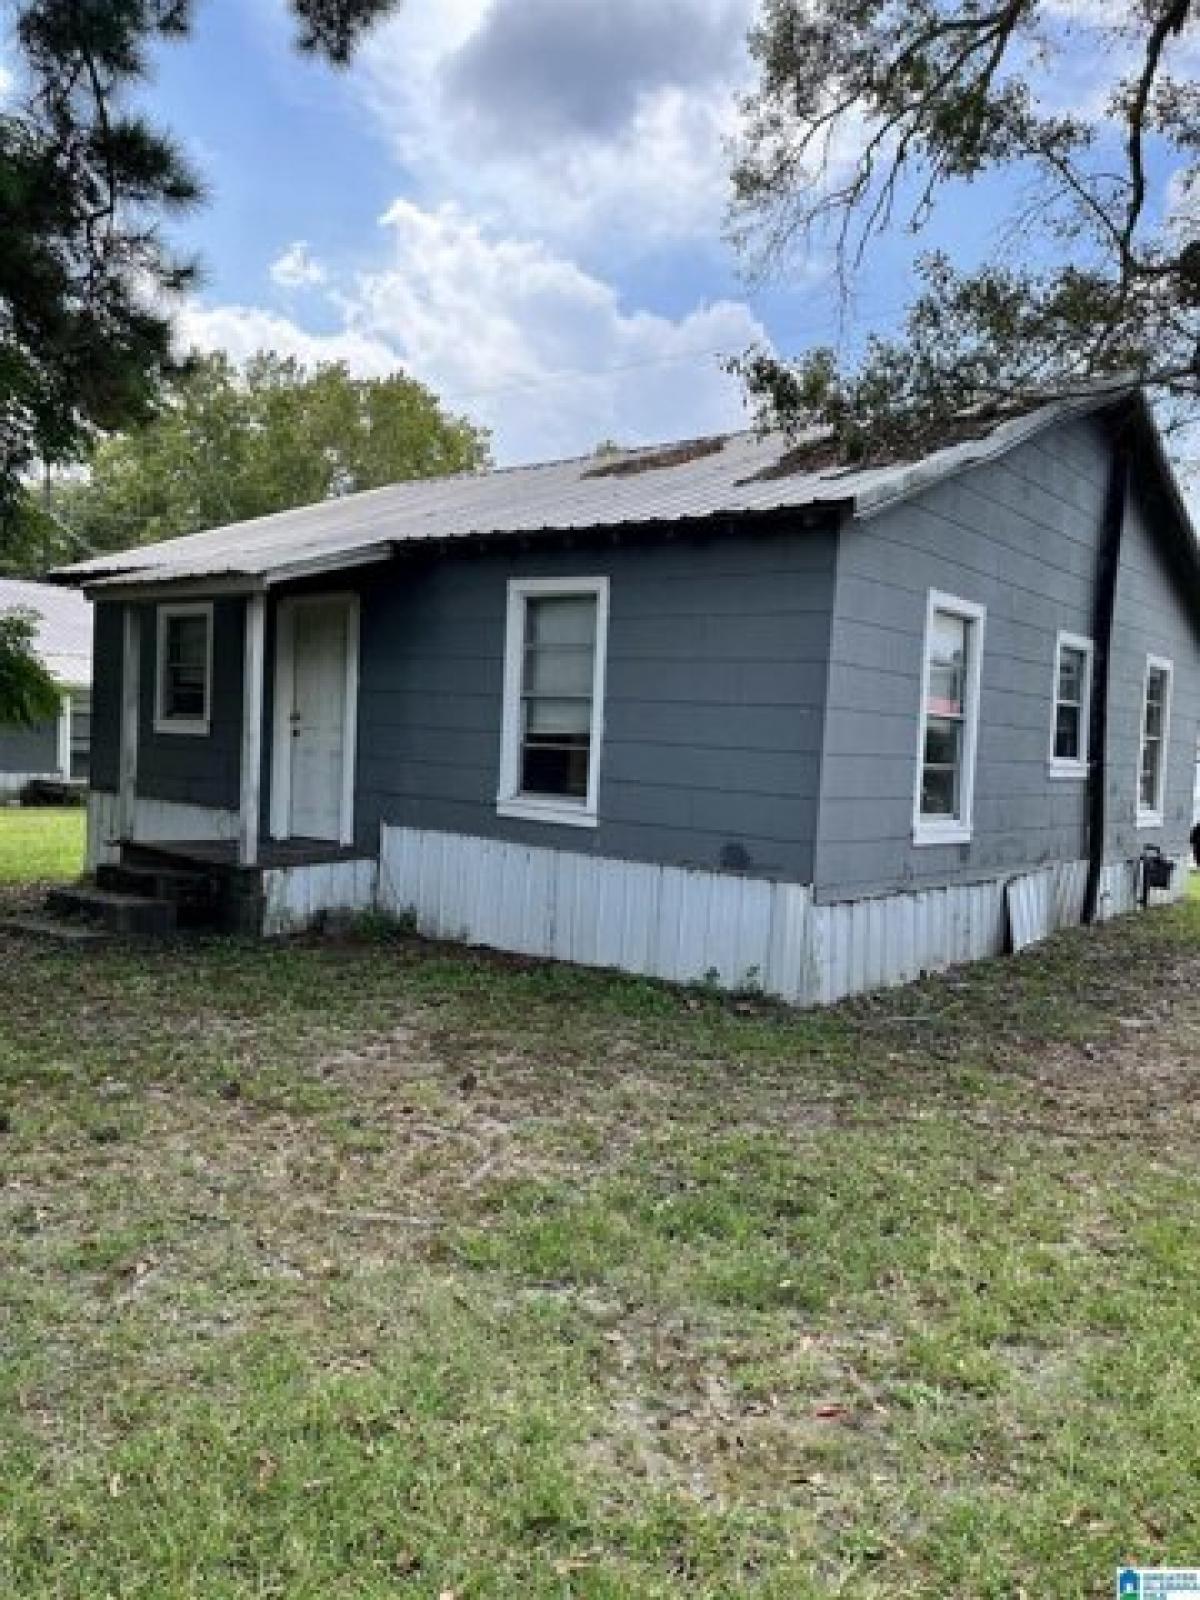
left=86, top=789, right=239, bottom=871
left=261, top=859, right=379, bottom=936
left=378, top=825, right=1189, bottom=1008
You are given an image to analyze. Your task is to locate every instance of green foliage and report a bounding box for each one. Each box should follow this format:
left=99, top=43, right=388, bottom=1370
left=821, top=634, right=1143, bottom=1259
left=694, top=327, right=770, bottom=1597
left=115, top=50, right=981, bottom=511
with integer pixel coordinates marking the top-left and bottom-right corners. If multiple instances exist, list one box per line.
left=0, top=609, right=62, bottom=727
left=732, top=0, right=1200, bottom=452
left=48, top=352, right=490, bottom=553
left=0, top=0, right=404, bottom=527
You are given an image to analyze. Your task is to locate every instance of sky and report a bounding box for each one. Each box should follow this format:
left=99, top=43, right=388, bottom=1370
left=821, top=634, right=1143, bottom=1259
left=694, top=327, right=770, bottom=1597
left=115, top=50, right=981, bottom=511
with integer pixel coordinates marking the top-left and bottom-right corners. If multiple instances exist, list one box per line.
left=1, top=0, right=1190, bottom=469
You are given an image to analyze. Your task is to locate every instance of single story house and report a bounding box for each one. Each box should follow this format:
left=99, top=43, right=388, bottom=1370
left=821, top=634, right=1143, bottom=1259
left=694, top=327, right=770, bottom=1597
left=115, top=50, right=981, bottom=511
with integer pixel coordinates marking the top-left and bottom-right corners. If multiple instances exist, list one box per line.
left=0, top=579, right=92, bottom=795
left=53, top=386, right=1199, bottom=1003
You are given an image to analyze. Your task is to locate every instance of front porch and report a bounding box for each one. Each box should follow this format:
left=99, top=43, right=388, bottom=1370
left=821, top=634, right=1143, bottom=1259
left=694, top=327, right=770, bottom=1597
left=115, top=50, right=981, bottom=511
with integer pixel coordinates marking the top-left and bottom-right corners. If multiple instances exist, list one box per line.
left=78, top=583, right=376, bottom=935
left=72, top=808, right=379, bottom=937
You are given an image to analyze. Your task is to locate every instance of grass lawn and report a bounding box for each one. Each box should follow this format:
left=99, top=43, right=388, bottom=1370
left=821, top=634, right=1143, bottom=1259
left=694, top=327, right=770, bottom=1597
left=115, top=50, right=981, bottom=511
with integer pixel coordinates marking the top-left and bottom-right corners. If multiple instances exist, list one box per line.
left=0, top=804, right=85, bottom=883
left=1, top=880, right=1199, bottom=1597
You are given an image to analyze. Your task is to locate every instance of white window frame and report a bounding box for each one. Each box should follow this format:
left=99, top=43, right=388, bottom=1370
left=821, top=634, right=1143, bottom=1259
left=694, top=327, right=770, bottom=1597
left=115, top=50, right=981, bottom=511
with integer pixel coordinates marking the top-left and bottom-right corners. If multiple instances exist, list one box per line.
left=1048, top=630, right=1095, bottom=780
left=912, top=589, right=986, bottom=848
left=497, top=576, right=609, bottom=829
left=1136, top=652, right=1174, bottom=829
left=154, top=602, right=213, bottom=736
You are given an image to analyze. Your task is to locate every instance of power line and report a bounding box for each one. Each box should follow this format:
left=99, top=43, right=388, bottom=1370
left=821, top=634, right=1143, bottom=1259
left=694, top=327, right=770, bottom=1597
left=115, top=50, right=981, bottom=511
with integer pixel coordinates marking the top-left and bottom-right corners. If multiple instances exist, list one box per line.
left=433, top=343, right=737, bottom=408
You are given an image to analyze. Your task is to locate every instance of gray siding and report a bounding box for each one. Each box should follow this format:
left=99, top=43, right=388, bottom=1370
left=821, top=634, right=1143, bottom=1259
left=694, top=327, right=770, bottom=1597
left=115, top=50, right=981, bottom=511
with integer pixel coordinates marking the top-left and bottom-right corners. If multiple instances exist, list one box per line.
left=1105, top=477, right=1200, bottom=857
left=354, top=529, right=837, bottom=880
left=814, top=418, right=1200, bottom=901
left=0, top=715, right=58, bottom=777
left=87, top=597, right=244, bottom=810
left=89, top=601, right=122, bottom=792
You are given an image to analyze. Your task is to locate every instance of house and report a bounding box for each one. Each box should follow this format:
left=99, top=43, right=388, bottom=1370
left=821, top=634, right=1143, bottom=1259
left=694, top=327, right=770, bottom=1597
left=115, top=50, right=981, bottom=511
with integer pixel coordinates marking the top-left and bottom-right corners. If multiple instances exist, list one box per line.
left=52, top=386, right=1199, bottom=1002
left=0, top=579, right=93, bottom=796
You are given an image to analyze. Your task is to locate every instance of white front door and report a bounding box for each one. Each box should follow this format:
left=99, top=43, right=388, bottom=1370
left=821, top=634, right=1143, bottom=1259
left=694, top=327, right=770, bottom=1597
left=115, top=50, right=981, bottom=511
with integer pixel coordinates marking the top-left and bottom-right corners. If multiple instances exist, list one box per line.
left=275, top=596, right=358, bottom=842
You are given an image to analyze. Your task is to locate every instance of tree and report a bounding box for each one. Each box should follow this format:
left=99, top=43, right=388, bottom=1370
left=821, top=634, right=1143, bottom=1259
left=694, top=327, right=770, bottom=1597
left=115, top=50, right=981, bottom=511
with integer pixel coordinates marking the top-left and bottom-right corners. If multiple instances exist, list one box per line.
left=41, top=353, right=489, bottom=560
left=0, top=0, right=404, bottom=514
left=731, top=0, right=1200, bottom=458
left=0, top=0, right=403, bottom=720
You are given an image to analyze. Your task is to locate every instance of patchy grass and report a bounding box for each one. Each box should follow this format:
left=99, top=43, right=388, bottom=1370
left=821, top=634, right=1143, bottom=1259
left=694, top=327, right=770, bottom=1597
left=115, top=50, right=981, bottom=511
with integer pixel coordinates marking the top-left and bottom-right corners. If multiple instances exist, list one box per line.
left=1, top=884, right=1199, bottom=1596
left=0, top=804, right=85, bottom=883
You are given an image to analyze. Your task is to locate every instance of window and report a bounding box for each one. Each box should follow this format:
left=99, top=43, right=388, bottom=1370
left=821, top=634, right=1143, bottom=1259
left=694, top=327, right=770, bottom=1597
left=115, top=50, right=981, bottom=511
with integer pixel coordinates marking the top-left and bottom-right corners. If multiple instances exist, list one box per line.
left=913, top=591, right=986, bottom=846
left=154, top=603, right=212, bottom=735
left=1137, top=655, right=1173, bottom=827
left=498, top=578, right=608, bottom=826
left=1049, top=632, right=1094, bottom=778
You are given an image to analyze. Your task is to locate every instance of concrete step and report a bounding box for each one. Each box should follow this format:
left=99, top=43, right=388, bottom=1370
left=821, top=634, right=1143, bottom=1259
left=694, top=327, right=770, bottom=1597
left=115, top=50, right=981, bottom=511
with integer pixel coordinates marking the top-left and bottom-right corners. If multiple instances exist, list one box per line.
left=45, top=886, right=177, bottom=939
left=0, top=912, right=109, bottom=945
left=97, top=862, right=215, bottom=904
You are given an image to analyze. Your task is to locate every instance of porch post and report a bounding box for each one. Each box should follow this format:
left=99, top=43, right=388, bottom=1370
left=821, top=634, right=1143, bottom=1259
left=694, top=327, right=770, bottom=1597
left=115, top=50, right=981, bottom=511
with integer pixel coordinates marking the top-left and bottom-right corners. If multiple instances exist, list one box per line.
left=239, top=593, right=266, bottom=867
left=118, top=606, right=140, bottom=839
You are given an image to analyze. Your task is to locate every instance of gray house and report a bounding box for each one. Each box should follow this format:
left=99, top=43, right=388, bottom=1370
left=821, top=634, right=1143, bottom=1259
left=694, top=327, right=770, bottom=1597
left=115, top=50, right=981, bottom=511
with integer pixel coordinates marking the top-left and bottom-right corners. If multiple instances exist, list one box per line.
left=54, top=387, right=1199, bottom=1002
left=0, top=579, right=92, bottom=795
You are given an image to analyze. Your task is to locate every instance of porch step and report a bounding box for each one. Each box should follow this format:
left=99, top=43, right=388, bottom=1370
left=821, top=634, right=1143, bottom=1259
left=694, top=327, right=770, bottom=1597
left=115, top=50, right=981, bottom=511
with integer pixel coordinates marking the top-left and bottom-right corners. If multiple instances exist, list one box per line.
left=0, top=912, right=110, bottom=945
left=45, top=885, right=177, bottom=939
left=97, top=861, right=218, bottom=914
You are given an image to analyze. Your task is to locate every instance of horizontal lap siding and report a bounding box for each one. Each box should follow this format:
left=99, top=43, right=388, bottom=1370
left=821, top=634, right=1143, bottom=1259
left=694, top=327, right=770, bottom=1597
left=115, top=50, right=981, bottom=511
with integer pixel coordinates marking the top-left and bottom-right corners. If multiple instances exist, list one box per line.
left=0, top=717, right=58, bottom=777
left=88, top=598, right=245, bottom=810
left=816, top=419, right=1111, bottom=900
left=136, top=598, right=244, bottom=810
left=1106, top=482, right=1200, bottom=858
left=355, top=530, right=836, bottom=880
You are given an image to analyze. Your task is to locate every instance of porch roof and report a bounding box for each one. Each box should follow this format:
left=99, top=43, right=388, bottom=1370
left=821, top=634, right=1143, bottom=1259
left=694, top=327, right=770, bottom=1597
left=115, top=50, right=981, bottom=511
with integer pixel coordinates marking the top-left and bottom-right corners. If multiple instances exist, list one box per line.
left=50, top=387, right=1163, bottom=596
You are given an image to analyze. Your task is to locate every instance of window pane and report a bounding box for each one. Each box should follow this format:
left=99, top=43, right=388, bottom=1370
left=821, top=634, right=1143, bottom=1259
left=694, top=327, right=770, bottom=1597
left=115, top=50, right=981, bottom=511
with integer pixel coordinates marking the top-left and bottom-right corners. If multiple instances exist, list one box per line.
left=525, top=695, right=591, bottom=736
left=927, top=612, right=967, bottom=714
left=162, top=614, right=209, bottom=719
left=924, top=717, right=961, bottom=770
left=521, top=737, right=589, bottom=798
left=526, top=596, right=595, bottom=649
left=921, top=764, right=959, bottom=818
left=524, top=643, right=594, bottom=697
left=1144, top=669, right=1167, bottom=737
left=1140, top=744, right=1160, bottom=810
left=168, top=615, right=207, bottom=670
left=1055, top=703, right=1081, bottom=761
left=516, top=592, right=599, bottom=801
left=1058, top=647, right=1085, bottom=705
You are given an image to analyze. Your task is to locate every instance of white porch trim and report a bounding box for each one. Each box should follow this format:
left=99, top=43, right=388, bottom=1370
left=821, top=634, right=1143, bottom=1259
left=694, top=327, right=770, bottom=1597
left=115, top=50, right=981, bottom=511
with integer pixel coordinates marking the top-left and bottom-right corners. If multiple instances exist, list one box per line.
left=118, top=607, right=140, bottom=838
left=86, top=790, right=239, bottom=871
left=239, top=593, right=266, bottom=867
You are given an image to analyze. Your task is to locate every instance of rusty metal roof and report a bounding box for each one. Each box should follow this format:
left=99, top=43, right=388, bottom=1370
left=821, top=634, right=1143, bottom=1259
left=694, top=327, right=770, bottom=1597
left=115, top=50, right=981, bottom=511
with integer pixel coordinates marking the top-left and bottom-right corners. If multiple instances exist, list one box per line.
left=53, top=390, right=1147, bottom=592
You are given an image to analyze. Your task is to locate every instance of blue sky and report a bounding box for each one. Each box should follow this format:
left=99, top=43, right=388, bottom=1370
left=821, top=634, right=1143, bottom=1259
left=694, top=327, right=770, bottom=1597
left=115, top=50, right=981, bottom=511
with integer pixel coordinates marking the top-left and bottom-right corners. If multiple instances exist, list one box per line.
left=146, top=0, right=978, bottom=465
left=2, top=0, right=1187, bottom=467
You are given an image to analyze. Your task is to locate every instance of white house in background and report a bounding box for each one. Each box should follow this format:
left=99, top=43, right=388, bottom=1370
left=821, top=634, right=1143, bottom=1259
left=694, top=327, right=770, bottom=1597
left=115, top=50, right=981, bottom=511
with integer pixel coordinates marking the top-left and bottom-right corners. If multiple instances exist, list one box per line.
left=0, top=579, right=92, bottom=795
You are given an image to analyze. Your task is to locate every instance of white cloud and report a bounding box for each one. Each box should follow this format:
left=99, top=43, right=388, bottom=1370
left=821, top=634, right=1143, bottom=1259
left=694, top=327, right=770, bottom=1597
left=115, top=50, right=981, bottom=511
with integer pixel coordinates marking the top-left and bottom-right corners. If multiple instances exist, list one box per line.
left=177, top=199, right=768, bottom=464
left=352, top=0, right=754, bottom=253
left=269, top=240, right=327, bottom=290
left=175, top=301, right=397, bottom=377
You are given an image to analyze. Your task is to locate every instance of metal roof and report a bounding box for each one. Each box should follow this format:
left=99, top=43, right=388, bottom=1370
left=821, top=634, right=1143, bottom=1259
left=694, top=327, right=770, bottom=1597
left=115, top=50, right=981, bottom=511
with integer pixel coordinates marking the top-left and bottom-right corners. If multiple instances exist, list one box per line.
left=53, top=389, right=1149, bottom=593
left=0, top=579, right=92, bottom=686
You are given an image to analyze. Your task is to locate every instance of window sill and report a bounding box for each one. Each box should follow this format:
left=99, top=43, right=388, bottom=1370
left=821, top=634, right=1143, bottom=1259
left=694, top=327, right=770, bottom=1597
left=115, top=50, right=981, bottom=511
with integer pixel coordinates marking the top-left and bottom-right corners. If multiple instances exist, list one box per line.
left=913, top=820, right=973, bottom=848
left=497, top=796, right=598, bottom=830
left=1136, top=809, right=1165, bottom=831
left=1047, top=759, right=1088, bottom=781
left=153, top=717, right=210, bottom=737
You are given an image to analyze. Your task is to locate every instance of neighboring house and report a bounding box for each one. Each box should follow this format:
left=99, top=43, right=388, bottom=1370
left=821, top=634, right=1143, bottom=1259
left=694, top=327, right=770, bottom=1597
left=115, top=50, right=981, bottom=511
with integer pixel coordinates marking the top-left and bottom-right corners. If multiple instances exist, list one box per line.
left=53, top=387, right=1200, bottom=1003
left=0, top=579, right=92, bottom=795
